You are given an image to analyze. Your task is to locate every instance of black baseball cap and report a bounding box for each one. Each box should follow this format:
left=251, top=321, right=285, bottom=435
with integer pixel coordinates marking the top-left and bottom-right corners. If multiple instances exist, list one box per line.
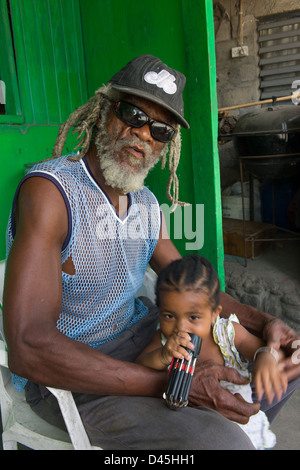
left=108, top=54, right=189, bottom=129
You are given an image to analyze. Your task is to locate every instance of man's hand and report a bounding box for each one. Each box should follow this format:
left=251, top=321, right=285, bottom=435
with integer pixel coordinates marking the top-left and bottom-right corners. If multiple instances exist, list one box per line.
left=263, top=318, right=300, bottom=381
left=188, top=361, right=260, bottom=424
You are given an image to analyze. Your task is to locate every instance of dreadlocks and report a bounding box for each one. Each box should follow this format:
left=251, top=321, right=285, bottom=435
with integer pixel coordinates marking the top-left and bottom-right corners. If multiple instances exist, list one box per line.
left=52, top=85, right=113, bottom=162
left=52, top=84, right=188, bottom=210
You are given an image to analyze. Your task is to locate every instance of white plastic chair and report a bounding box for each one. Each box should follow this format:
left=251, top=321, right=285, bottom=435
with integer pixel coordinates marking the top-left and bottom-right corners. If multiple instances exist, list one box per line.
left=136, top=265, right=157, bottom=303
left=0, top=261, right=101, bottom=450
left=0, top=340, right=101, bottom=450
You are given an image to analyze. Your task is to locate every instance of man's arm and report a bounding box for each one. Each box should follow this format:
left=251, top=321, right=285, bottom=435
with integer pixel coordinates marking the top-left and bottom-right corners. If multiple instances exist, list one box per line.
left=219, top=290, right=274, bottom=335
left=149, top=211, right=181, bottom=274
left=3, top=177, right=167, bottom=396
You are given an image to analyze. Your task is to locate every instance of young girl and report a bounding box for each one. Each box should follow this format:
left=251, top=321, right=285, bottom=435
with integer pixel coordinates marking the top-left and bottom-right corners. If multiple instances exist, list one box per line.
left=136, top=255, right=288, bottom=450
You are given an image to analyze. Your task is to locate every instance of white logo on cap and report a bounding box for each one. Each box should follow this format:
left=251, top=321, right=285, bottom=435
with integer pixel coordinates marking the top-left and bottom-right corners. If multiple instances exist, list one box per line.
left=144, top=70, right=177, bottom=94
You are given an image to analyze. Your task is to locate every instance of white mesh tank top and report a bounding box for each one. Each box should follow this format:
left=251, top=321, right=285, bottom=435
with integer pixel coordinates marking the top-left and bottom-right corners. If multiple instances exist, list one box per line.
left=6, top=155, right=161, bottom=390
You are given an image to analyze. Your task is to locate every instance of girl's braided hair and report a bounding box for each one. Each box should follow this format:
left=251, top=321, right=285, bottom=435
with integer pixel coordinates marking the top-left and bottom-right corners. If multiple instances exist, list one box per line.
left=52, top=84, right=188, bottom=209
left=156, top=254, right=221, bottom=310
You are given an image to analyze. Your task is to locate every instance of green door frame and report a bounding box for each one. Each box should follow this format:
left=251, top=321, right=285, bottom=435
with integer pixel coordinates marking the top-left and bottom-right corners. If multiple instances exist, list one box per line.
left=182, top=1, right=224, bottom=287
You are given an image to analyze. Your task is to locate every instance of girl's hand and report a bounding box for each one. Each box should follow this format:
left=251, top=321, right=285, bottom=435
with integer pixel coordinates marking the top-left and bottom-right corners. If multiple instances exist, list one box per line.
left=253, top=351, right=288, bottom=404
left=263, top=318, right=300, bottom=381
left=161, top=331, right=194, bottom=366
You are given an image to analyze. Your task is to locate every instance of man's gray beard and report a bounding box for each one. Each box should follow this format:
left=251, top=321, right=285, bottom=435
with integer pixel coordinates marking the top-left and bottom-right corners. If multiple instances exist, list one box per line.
left=94, top=124, right=164, bottom=194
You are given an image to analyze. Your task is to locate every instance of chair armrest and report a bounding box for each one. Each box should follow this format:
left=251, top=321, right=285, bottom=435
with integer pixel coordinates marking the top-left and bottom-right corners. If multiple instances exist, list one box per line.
left=0, top=339, right=100, bottom=449
left=46, top=386, right=99, bottom=450
left=0, top=340, right=8, bottom=368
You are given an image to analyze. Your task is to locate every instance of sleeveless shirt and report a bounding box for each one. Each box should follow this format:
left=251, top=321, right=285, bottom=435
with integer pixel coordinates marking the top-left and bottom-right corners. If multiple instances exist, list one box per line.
left=6, top=155, right=161, bottom=390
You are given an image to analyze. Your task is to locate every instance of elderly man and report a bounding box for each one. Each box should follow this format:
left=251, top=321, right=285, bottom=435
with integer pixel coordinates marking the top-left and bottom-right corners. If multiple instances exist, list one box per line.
left=3, top=55, right=300, bottom=450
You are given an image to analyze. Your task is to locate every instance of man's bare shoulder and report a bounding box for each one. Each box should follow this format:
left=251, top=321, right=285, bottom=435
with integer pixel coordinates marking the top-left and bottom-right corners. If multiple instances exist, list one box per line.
left=15, top=175, right=69, bottom=244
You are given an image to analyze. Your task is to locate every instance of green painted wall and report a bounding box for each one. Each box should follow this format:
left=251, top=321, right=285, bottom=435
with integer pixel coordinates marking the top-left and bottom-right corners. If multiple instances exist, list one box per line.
left=0, top=0, right=87, bottom=260
left=79, top=0, right=224, bottom=285
left=0, top=0, right=224, bottom=286
left=0, top=126, right=78, bottom=258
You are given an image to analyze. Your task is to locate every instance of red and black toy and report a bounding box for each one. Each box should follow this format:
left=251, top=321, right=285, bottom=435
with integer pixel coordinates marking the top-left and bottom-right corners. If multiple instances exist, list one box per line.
left=164, top=333, right=202, bottom=410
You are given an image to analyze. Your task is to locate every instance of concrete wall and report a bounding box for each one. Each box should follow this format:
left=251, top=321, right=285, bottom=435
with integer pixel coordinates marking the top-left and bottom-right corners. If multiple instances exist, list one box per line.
left=214, top=0, right=300, bottom=189
left=215, top=0, right=300, bottom=112
left=225, top=260, right=300, bottom=333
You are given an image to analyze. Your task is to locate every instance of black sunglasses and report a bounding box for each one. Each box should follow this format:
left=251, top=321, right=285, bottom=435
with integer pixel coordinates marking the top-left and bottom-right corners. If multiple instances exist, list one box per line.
left=114, top=101, right=175, bottom=143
